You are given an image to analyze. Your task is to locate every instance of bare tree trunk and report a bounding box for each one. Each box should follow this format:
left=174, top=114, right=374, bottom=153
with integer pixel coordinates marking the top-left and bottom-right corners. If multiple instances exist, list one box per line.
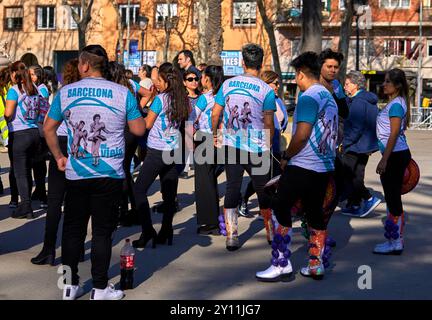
left=111, top=0, right=125, bottom=63
left=206, top=0, right=223, bottom=65
left=300, top=0, right=322, bottom=53
left=63, top=0, right=95, bottom=51
left=197, top=0, right=209, bottom=64
left=163, top=0, right=172, bottom=62
left=338, top=0, right=354, bottom=83
left=257, top=0, right=282, bottom=96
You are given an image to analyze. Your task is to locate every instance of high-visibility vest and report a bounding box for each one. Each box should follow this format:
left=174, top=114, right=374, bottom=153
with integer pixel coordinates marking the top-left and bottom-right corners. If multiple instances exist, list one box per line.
left=0, top=86, right=9, bottom=146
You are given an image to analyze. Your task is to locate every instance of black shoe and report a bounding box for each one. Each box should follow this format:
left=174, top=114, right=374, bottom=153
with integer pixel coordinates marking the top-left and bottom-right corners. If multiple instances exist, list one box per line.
left=197, top=224, right=220, bottom=235
left=156, top=227, right=173, bottom=245
left=179, top=172, right=189, bottom=179
left=31, top=248, right=55, bottom=266
left=11, top=203, right=33, bottom=219
left=132, top=228, right=157, bottom=249
left=0, top=181, right=4, bottom=195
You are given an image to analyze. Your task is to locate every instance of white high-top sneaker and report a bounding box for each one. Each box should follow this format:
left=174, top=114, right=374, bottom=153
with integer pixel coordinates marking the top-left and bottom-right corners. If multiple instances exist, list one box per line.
left=90, top=284, right=124, bottom=300
left=256, top=229, right=293, bottom=282
left=63, top=284, right=84, bottom=300
left=373, top=213, right=404, bottom=255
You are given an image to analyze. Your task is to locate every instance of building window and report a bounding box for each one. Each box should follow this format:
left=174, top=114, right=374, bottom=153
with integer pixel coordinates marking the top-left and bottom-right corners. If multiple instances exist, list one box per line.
left=233, top=0, right=257, bottom=26
left=291, top=39, right=301, bottom=57
left=120, top=4, right=140, bottom=27
left=70, top=6, right=82, bottom=30
left=155, top=3, right=178, bottom=28
left=427, top=40, right=432, bottom=57
left=4, top=7, right=23, bottom=31
left=339, top=0, right=346, bottom=10
left=192, top=1, right=199, bottom=27
left=379, top=0, right=410, bottom=8
left=37, top=6, right=56, bottom=30
left=384, top=39, right=416, bottom=56
left=350, top=39, right=368, bottom=56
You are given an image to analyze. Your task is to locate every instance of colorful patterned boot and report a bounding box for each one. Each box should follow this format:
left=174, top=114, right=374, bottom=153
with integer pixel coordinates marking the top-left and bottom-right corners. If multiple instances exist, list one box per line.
left=300, top=228, right=326, bottom=280
left=224, top=208, right=239, bottom=251
left=260, top=208, right=275, bottom=245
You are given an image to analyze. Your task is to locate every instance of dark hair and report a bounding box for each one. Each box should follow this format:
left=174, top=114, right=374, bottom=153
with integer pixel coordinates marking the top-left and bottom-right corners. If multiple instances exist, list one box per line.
left=183, top=68, right=201, bottom=96
left=107, top=62, right=134, bottom=94
left=290, top=52, right=321, bottom=80
left=387, top=68, right=411, bottom=127
left=29, top=65, right=47, bottom=87
left=242, top=43, right=264, bottom=71
left=0, top=67, right=11, bottom=95
left=93, top=114, right=101, bottom=121
left=158, top=62, right=189, bottom=125
left=203, top=65, right=224, bottom=96
left=260, top=70, right=279, bottom=85
left=140, top=64, right=152, bottom=77
left=178, top=50, right=196, bottom=67
left=62, top=59, right=80, bottom=85
left=79, top=45, right=109, bottom=78
left=43, top=66, right=59, bottom=94
left=318, top=48, right=344, bottom=68
left=10, top=61, right=38, bottom=96
left=125, top=69, right=134, bottom=79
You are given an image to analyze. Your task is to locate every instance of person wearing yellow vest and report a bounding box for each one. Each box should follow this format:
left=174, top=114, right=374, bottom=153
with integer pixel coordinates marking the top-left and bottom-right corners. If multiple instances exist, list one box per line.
left=0, top=58, right=11, bottom=194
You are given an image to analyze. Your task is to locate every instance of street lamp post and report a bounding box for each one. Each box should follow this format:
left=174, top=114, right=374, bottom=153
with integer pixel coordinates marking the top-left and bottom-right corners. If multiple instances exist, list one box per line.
left=139, top=16, right=149, bottom=66
left=353, top=2, right=366, bottom=72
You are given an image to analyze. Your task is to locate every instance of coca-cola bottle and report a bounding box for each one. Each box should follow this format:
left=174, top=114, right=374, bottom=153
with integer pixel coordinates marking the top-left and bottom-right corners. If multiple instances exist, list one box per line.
left=120, top=239, right=135, bottom=290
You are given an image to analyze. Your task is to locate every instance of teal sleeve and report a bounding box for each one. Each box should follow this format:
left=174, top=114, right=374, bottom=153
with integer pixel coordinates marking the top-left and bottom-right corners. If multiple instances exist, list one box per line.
left=296, top=95, right=319, bottom=124
left=214, top=87, right=225, bottom=107
left=126, top=91, right=141, bottom=121
left=132, top=80, right=141, bottom=93
left=332, top=80, right=346, bottom=99
left=40, top=87, right=49, bottom=98
left=389, top=103, right=405, bottom=118
left=263, top=90, right=276, bottom=111
left=47, top=93, right=63, bottom=122
left=6, top=88, right=18, bottom=101
left=195, top=94, right=208, bottom=111
left=150, top=96, right=163, bottom=115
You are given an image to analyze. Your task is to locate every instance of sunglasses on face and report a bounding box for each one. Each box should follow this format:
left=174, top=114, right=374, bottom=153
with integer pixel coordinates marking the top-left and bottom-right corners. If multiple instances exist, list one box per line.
left=186, top=77, right=199, bottom=82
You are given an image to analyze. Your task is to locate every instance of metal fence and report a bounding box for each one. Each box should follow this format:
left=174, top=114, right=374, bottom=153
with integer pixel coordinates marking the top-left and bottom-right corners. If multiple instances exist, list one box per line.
left=410, top=106, right=432, bottom=129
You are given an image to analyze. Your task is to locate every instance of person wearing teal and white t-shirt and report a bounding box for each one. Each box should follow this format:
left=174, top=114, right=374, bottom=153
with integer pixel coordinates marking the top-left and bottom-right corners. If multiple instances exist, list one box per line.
left=256, top=52, right=338, bottom=282
left=132, top=62, right=190, bottom=249
left=29, top=64, right=50, bottom=208
left=373, top=68, right=412, bottom=256
left=194, top=65, right=224, bottom=235
left=44, top=45, right=145, bottom=301
left=5, top=61, right=41, bottom=219
left=212, top=43, right=276, bottom=252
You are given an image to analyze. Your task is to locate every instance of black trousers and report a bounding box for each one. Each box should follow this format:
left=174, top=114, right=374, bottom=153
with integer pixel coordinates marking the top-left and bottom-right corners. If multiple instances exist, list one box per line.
left=243, top=152, right=282, bottom=202
left=43, top=136, right=68, bottom=250
left=134, top=147, right=179, bottom=232
left=62, top=178, right=122, bottom=289
left=224, top=146, right=271, bottom=209
left=11, top=129, right=40, bottom=206
left=7, top=133, right=18, bottom=202
left=121, top=130, right=138, bottom=213
left=194, top=136, right=220, bottom=226
left=273, top=165, right=331, bottom=231
left=380, top=149, right=411, bottom=216
left=32, top=137, right=48, bottom=199
left=342, top=151, right=372, bottom=206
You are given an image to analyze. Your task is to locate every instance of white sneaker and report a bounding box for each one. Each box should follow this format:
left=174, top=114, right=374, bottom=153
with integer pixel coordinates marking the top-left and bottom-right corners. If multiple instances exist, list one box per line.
left=90, top=284, right=124, bottom=300
left=373, top=239, right=403, bottom=255
left=256, top=262, right=293, bottom=282
left=63, top=284, right=84, bottom=300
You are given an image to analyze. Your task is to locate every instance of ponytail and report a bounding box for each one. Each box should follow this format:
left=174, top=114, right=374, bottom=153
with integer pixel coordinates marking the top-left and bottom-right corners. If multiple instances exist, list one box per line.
left=10, top=61, right=38, bottom=96
left=203, top=65, right=224, bottom=95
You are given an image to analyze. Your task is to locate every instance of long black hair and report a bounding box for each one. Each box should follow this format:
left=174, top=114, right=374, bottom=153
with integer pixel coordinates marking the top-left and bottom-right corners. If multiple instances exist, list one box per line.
left=203, top=65, right=224, bottom=96
left=387, top=68, right=410, bottom=128
left=107, top=61, right=134, bottom=94
left=43, top=66, right=59, bottom=95
left=158, top=62, right=189, bottom=125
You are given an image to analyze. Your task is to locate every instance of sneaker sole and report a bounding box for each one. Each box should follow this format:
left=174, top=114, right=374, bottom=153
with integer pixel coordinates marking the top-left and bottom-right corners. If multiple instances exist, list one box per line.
left=372, top=249, right=403, bottom=255
left=300, top=272, right=324, bottom=280
left=256, top=272, right=293, bottom=282
left=360, top=200, right=382, bottom=218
